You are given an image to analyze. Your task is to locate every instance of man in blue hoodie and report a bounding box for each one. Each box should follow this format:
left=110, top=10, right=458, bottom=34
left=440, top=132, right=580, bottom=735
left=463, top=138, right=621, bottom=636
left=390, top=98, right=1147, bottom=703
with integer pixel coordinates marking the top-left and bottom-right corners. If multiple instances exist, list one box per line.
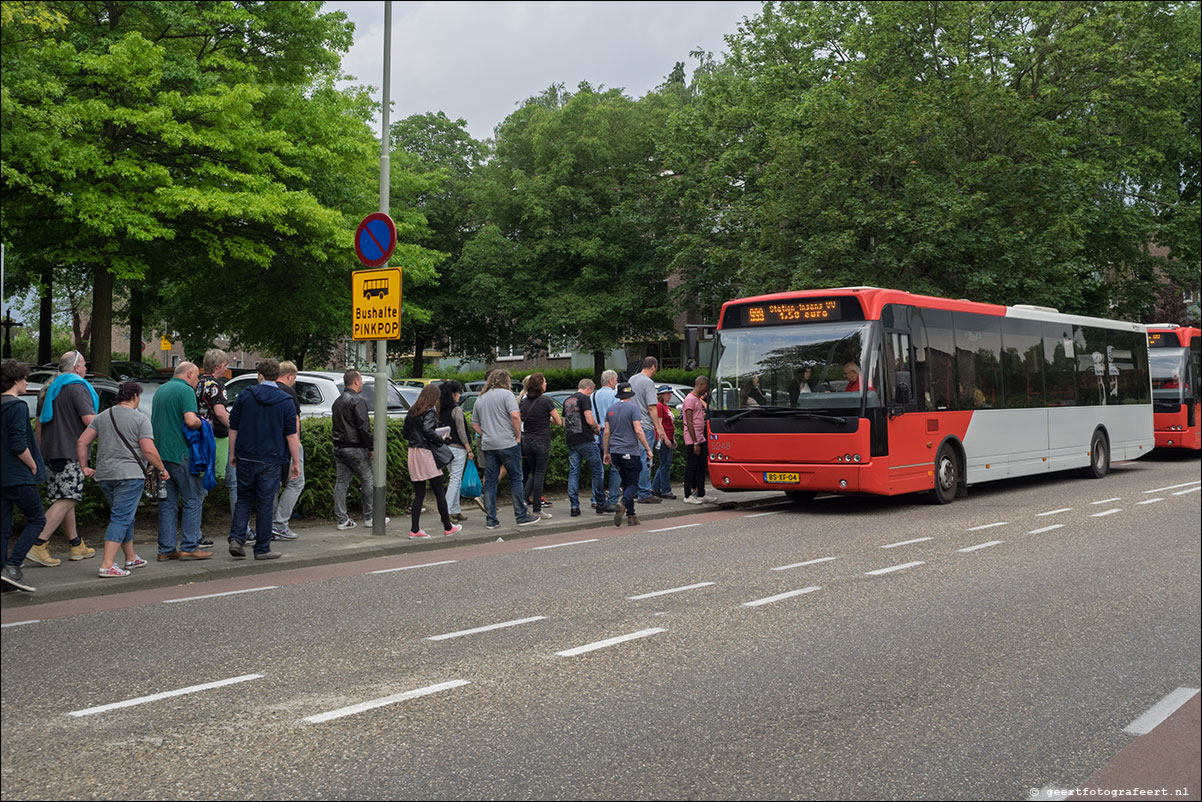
left=227, top=359, right=299, bottom=560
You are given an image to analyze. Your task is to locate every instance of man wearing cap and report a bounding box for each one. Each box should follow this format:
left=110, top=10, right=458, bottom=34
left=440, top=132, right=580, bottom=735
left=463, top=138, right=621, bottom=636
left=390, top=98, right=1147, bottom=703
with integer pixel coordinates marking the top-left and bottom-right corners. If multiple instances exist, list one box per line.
left=602, top=382, right=653, bottom=527
left=651, top=385, right=677, bottom=500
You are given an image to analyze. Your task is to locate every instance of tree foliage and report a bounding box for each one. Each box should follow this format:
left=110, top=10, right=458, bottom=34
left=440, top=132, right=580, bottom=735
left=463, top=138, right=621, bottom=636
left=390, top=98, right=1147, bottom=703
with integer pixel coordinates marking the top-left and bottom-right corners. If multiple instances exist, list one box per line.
left=659, top=1, right=1201, bottom=322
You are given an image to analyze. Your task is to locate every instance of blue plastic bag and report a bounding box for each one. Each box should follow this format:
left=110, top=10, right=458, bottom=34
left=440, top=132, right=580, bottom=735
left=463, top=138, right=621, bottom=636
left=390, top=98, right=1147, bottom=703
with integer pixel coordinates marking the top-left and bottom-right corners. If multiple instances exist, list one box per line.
left=460, top=458, right=482, bottom=498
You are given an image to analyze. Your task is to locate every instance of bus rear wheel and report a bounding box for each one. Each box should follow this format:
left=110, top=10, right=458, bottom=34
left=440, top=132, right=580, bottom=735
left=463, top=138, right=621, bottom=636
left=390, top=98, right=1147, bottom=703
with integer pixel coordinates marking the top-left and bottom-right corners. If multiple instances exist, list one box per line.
left=1082, top=430, right=1110, bottom=479
left=931, top=444, right=959, bottom=505
left=785, top=490, right=816, bottom=504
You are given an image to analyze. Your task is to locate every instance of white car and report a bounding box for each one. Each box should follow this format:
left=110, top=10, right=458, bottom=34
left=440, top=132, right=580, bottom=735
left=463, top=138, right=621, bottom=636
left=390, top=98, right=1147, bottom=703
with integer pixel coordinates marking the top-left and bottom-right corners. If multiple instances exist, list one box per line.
left=223, top=371, right=409, bottom=419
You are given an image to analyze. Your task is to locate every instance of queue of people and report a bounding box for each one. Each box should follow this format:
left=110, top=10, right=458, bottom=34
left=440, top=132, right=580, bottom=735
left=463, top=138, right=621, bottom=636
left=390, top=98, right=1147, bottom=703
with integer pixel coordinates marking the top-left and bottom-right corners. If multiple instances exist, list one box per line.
left=2, top=352, right=713, bottom=593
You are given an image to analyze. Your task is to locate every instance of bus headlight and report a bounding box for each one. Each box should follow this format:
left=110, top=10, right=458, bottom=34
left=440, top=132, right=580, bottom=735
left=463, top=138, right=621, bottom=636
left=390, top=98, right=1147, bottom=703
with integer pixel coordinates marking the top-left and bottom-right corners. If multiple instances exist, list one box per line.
left=853, top=454, right=862, bottom=462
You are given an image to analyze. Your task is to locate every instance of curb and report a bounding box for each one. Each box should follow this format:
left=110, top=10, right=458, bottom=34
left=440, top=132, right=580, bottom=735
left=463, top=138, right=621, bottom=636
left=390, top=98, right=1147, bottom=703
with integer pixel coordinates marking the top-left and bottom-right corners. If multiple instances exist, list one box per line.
left=1, top=492, right=787, bottom=608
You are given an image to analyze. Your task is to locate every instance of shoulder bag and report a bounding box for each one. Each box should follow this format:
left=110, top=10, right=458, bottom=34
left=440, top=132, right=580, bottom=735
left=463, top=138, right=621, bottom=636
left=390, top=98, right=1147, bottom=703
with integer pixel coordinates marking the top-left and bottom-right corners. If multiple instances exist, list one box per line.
left=107, top=407, right=159, bottom=499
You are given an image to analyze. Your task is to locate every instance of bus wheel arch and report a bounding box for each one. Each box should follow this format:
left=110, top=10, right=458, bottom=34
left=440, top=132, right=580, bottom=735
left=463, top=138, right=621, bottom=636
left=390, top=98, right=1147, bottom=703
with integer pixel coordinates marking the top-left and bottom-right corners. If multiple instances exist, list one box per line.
left=930, top=437, right=966, bottom=504
left=1082, top=427, right=1111, bottom=479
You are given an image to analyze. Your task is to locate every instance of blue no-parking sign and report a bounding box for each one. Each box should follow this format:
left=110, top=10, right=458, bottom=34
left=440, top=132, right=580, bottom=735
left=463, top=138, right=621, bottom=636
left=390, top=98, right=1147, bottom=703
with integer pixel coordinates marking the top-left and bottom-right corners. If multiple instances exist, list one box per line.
left=354, top=212, right=397, bottom=267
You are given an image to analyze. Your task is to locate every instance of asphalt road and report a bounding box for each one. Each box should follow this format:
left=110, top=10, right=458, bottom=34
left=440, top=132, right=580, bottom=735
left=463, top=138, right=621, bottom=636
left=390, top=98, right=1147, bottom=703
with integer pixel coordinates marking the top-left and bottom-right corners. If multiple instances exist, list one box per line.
left=2, top=454, right=1199, bottom=800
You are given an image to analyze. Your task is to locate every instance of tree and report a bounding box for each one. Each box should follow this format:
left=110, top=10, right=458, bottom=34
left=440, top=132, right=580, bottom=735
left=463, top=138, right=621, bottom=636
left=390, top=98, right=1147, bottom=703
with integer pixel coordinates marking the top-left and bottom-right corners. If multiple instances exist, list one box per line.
left=657, top=1, right=1201, bottom=321
left=457, top=83, right=676, bottom=378
left=389, top=112, right=487, bottom=375
left=1, top=1, right=362, bottom=374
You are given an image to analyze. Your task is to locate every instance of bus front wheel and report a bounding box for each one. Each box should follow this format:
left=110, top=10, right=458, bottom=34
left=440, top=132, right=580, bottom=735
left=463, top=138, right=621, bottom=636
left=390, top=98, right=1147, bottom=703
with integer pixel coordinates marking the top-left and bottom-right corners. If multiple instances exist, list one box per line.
left=1082, top=430, right=1110, bottom=479
left=931, top=444, right=959, bottom=505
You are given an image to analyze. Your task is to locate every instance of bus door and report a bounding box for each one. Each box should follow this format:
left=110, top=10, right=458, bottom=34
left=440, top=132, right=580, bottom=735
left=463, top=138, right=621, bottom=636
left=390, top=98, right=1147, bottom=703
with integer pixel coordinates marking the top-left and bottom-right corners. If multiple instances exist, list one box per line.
left=882, top=314, right=930, bottom=493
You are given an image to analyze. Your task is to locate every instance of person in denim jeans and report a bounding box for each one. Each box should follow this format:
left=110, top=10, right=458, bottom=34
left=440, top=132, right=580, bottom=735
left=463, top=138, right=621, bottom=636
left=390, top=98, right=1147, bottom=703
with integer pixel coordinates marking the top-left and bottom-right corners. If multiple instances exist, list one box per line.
left=331, top=370, right=375, bottom=529
left=150, top=363, right=212, bottom=561
left=78, top=382, right=167, bottom=577
left=563, top=378, right=605, bottom=516
left=471, top=369, right=539, bottom=530
left=1, top=359, right=47, bottom=592
left=650, top=386, right=677, bottom=499
left=591, top=370, right=621, bottom=510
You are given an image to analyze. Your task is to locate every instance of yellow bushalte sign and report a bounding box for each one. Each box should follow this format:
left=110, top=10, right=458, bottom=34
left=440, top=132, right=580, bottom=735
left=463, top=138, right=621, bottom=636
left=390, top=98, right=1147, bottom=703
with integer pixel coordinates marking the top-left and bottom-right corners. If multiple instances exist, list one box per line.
left=160, top=336, right=172, bottom=351
left=352, top=267, right=402, bottom=340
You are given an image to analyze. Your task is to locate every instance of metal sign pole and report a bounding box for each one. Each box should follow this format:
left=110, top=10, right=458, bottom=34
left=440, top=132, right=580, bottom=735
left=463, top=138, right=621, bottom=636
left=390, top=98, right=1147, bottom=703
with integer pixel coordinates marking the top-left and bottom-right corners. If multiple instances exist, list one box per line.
left=373, top=0, right=392, bottom=536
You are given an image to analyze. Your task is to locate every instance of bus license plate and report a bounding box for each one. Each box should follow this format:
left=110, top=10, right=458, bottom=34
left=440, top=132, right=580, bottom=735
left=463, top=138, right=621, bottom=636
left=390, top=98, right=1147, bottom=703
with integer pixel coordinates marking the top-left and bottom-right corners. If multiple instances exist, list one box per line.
left=763, top=472, right=800, bottom=484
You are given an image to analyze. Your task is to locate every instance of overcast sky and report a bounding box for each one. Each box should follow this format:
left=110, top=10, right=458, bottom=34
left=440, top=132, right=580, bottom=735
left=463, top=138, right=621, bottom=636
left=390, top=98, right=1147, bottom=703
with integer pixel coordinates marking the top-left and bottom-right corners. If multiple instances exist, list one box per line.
left=324, top=1, right=762, bottom=141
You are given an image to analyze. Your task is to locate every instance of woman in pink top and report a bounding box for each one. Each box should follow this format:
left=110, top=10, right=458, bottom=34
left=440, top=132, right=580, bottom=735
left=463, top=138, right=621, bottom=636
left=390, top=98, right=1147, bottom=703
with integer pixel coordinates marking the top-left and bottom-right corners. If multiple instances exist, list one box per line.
left=682, top=376, right=713, bottom=504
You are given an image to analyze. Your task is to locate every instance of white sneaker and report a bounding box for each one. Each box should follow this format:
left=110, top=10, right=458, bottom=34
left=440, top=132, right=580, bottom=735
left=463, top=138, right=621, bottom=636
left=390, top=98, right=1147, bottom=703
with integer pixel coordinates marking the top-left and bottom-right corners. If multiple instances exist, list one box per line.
left=539, top=511, right=553, bottom=519
left=683, top=496, right=702, bottom=505
left=701, top=496, right=718, bottom=504
left=364, top=517, right=391, bottom=527
left=336, top=520, right=357, bottom=530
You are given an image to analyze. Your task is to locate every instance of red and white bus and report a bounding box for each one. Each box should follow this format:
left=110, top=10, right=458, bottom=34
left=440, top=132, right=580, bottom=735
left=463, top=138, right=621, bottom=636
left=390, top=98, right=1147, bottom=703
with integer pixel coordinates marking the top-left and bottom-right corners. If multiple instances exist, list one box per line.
left=707, top=287, right=1154, bottom=503
left=1147, top=324, right=1201, bottom=451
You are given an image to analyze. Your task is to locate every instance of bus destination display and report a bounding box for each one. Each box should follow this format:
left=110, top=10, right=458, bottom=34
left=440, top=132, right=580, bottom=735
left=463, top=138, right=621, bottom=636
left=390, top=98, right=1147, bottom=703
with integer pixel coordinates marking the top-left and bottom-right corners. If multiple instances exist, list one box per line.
left=1148, top=332, right=1170, bottom=348
left=733, top=298, right=862, bottom=327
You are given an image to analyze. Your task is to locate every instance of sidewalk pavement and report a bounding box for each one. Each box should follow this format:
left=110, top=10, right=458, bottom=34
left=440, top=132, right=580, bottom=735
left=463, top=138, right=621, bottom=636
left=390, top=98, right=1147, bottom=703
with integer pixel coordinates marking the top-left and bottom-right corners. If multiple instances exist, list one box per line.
left=1, top=490, right=786, bottom=608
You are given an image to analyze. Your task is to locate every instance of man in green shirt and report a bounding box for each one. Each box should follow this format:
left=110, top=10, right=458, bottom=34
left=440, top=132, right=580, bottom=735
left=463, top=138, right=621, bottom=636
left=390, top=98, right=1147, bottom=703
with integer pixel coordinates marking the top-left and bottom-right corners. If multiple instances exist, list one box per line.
left=150, top=362, right=211, bottom=560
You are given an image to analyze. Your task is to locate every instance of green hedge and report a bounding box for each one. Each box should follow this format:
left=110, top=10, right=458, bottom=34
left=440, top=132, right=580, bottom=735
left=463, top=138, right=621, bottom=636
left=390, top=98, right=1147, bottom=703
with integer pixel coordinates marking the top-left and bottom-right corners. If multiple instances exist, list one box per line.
left=414, top=366, right=710, bottom=392
left=50, top=415, right=696, bottom=525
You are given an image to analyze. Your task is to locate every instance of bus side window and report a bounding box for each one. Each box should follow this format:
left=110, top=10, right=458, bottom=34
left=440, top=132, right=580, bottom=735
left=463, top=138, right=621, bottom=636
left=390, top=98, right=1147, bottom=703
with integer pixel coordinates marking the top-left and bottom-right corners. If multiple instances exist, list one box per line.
left=1000, top=317, right=1045, bottom=408
left=923, top=310, right=956, bottom=411
left=1043, top=322, right=1076, bottom=406
left=885, top=331, right=914, bottom=406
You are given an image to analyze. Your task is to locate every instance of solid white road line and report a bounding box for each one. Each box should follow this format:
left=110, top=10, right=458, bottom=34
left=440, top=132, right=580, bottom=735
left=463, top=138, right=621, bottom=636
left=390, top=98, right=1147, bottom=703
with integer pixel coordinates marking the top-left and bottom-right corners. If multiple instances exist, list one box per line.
left=69, top=674, right=263, bottom=718
left=1091, top=497, right=1122, bottom=505
left=647, top=523, right=704, bottom=533
left=162, top=586, right=279, bottom=604
left=1091, top=508, right=1122, bottom=518
left=742, top=587, right=821, bottom=607
left=882, top=537, right=932, bottom=549
left=1137, top=498, right=1164, bottom=505
left=865, top=561, right=924, bottom=576
left=958, top=540, right=1003, bottom=553
left=426, top=616, right=547, bottom=641
left=1, top=620, right=40, bottom=629
left=1037, top=508, right=1073, bottom=517
left=530, top=539, right=599, bottom=550
left=555, top=628, right=667, bottom=658
left=1173, top=486, right=1201, bottom=496
left=370, top=560, right=457, bottom=574
left=744, top=511, right=780, bottom=518
left=1122, top=687, right=1200, bottom=735
left=303, top=680, right=471, bottom=724
left=772, top=556, right=839, bottom=571
left=1028, top=524, right=1066, bottom=535
left=628, top=582, right=715, bottom=600
left=1143, top=480, right=1201, bottom=494
left=966, top=522, right=1008, bottom=531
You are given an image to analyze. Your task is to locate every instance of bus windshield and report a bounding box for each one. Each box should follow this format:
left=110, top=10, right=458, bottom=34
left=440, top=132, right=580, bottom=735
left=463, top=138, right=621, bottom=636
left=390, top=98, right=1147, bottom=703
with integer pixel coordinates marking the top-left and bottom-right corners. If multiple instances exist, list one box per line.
left=1150, top=350, right=1187, bottom=401
left=711, top=321, right=879, bottom=414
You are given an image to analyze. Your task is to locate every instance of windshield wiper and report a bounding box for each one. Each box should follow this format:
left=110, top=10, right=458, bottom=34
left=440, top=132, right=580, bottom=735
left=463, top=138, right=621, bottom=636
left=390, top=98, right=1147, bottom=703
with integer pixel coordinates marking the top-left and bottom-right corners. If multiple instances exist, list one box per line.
left=722, top=406, right=847, bottom=425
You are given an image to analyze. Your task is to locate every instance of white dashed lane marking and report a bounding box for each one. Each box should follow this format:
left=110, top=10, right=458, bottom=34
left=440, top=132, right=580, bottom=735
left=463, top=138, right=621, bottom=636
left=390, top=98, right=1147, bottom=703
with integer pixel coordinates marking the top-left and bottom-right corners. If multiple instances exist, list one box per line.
left=425, top=616, right=547, bottom=641
left=370, top=560, right=457, bottom=574
left=865, top=561, right=925, bottom=576
left=1122, top=687, right=1200, bottom=735
left=882, top=537, right=932, bottom=549
left=1037, top=508, right=1073, bottom=517
left=772, top=556, right=839, bottom=571
left=303, top=680, right=471, bottom=724
left=628, top=582, right=715, bottom=600
left=1091, top=497, right=1122, bottom=505
left=1137, top=498, right=1164, bottom=505
left=1, top=620, right=40, bottom=629
left=1091, top=508, right=1122, bottom=518
left=529, top=539, right=599, bottom=551
left=743, top=587, right=821, bottom=607
left=1143, top=481, right=1201, bottom=494
left=647, top=523, right=704, bottom=533
left=162, top=586, right=279, bottom=604
left=958, top=540, right=1004, bottom=553
left=1173, top=486, right=1201, bottom=496
left=966, top=522, right=1008, bottom=531
left=69, top=674, right=263, bottom=718
left=1028, top=524, right=1065, bottom=535
left=556, top=628, right=667, bottom=658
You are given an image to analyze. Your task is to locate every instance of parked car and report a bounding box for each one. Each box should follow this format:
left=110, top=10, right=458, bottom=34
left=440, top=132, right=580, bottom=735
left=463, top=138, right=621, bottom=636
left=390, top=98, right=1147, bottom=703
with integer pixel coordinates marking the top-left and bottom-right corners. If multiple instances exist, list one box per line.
left=464, top=379, right=524, bottom=394
left=396, top=377, right=444, bottom=388
left=110, top=361, right=163, bottom=382
left=224, top=371, right=409, bottom=419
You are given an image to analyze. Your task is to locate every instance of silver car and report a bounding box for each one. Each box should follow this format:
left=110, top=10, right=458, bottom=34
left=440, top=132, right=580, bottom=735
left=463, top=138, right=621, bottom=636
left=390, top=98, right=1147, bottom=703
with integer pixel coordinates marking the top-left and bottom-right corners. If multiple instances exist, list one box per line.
left=223, top=371, right=409, bottom=419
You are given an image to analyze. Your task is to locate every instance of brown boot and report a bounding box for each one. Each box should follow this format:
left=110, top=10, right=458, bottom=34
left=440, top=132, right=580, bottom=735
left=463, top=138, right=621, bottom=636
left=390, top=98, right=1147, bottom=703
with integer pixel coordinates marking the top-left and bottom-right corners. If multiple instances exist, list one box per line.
left=628, top=514, right=640, bottom=526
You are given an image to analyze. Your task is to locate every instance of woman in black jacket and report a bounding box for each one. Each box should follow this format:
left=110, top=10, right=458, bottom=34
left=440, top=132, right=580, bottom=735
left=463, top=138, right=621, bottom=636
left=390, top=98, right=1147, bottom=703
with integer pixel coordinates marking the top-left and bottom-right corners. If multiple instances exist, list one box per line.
left=403, top=384, right=461, bottom=539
